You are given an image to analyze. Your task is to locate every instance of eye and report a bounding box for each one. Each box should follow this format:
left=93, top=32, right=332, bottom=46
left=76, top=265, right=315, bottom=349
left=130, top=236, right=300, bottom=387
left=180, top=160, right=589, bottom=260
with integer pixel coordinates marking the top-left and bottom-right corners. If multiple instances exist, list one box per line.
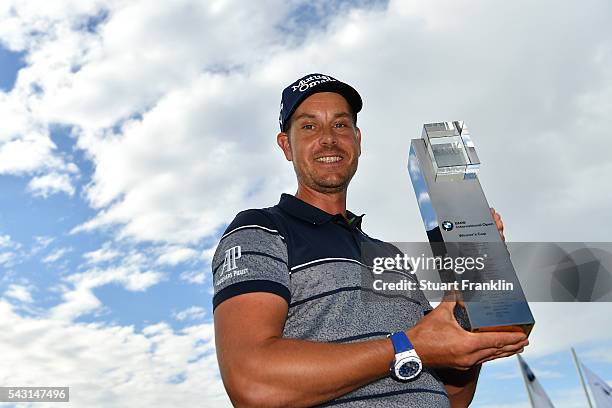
left=302, top=124, right=315, bottom=130
left=334, top=122, right=348, bottom=128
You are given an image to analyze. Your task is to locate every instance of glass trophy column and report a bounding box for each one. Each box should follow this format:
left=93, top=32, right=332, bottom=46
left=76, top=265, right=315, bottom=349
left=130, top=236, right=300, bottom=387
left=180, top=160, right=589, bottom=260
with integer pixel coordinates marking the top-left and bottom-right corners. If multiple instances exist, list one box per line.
left=408, top=121, right=535, bottom=335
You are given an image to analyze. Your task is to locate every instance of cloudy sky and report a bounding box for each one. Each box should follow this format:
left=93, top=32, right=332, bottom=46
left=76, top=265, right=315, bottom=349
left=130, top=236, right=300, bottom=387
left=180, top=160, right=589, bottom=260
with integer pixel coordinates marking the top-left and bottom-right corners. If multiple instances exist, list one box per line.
left=1, top=0, right=611, bottom=406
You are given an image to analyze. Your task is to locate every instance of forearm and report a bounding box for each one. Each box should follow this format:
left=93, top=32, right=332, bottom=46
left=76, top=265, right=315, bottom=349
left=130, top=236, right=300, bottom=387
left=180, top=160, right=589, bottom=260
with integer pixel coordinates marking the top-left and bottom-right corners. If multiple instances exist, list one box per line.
left=219, top=336, right=394, bottom=407
left=438, top=365, right=481, bottom=407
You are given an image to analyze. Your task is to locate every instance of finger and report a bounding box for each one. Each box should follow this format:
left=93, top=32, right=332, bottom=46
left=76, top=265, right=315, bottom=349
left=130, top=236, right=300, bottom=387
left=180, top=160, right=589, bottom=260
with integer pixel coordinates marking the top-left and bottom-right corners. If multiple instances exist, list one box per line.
left=478, top=353, right=516, bottom=364
left=490, top=208, right=502, bottom=222
left=478, top=350, right=522, bottom=365
left=492, top=211, right=501, bottom=222
left=472, top=341, right=529, bottom=365
left=467, top=331, right=527, bottom=350
left=490, top=208, right=504, bottom=232
left=468, top=339, right=528, bottom=364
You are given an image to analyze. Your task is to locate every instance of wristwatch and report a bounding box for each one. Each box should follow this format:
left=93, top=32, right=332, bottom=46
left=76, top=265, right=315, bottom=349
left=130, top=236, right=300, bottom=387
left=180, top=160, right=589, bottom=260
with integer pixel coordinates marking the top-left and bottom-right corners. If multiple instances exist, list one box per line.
left=388, top=331, right=422, bottom=381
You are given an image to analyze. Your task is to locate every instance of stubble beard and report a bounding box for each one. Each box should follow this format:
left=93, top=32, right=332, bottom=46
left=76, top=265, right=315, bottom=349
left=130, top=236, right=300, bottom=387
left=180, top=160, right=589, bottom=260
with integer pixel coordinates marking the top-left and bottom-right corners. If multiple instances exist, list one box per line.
left=295, top=158, right=358, bottom=194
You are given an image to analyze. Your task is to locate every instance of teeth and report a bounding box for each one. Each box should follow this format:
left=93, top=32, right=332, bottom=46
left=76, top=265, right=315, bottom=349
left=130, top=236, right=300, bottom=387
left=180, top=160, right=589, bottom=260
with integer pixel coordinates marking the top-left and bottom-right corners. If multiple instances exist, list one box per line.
left=316, top=156, right=342, bottom=163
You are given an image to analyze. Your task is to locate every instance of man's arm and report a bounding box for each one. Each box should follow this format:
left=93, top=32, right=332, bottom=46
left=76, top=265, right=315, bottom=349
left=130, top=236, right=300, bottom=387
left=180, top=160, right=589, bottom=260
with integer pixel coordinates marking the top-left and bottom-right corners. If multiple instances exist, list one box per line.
left=437, top=365, right=481, bottom=407
left=215, top=292, right=528, bottom=408
left=214, top=292, right=394, bottom=407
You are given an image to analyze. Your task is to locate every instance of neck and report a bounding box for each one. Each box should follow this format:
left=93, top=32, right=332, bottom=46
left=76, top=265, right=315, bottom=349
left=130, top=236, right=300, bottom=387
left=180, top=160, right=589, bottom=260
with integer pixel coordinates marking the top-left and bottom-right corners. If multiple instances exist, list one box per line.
left=295, top=183, right=348, bottom=218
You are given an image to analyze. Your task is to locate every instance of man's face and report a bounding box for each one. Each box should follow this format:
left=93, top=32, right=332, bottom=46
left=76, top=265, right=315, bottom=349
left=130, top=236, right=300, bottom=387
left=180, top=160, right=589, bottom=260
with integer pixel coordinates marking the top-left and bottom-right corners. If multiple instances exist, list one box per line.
left=277, top=92, right=361, bottom=194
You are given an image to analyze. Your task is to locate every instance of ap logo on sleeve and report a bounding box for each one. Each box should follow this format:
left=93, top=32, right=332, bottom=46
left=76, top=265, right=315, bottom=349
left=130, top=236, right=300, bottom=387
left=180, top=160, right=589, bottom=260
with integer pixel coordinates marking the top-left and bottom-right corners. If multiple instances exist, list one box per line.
left=221, top=245, right=241, bottom=275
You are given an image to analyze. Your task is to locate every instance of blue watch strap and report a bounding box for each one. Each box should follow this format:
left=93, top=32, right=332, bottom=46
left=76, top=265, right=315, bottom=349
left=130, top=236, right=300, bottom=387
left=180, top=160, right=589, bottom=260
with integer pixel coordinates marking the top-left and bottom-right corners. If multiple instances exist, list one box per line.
left=389, top=331, right=413, bottom=354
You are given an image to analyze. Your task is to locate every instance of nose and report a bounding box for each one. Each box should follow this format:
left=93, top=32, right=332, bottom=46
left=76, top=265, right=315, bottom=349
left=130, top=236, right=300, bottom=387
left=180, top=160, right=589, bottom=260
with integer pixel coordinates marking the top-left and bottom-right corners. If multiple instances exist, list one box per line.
left=319, top=126, right=338, bottom=146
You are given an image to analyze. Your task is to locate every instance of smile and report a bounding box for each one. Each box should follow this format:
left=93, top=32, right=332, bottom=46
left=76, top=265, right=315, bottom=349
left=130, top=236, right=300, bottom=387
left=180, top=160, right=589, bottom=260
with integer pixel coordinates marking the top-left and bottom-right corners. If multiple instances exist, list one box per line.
left=315, top=156, right=343, bottom=163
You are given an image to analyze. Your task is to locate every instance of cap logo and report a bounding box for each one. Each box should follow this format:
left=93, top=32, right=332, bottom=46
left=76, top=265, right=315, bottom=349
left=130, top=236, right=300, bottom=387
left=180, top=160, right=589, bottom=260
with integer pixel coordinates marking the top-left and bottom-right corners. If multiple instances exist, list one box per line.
left=279, top=72, right=361, bottom=131
left=291, top=74, right=336, bottom=92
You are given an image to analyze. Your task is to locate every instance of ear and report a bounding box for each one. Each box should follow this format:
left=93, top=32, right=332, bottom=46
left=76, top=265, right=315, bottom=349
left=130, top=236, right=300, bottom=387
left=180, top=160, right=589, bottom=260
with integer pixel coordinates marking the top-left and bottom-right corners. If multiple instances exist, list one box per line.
left=355, top=127, right=362, bottom=157
left=277, top=132, right=293, bottom=161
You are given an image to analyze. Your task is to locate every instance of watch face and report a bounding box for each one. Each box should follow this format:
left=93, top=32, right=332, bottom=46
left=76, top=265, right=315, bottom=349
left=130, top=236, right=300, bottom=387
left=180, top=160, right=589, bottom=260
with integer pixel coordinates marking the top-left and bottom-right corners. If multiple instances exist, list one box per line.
left=398, top=360, right=421, bottom=378
left=394, top=355, right=422, bottom=381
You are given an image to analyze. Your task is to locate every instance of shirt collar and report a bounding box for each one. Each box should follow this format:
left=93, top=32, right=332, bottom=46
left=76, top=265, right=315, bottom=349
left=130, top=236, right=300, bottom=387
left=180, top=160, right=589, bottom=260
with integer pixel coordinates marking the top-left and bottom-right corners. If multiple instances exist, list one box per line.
left=277, top=193, right=364, bottom=228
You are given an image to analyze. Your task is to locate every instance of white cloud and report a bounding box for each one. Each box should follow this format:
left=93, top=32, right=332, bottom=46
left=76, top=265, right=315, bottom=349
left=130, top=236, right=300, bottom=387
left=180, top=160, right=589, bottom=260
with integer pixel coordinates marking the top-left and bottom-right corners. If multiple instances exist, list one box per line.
left=28, top=0, right=291, bottom=129
left=55, top=0, right=610, bottom=246
left=42, top=246, right=72, bottom=263
left=1, top=0, right=303, bottom=240
left=0, top=300, right=230, bottom=407
left=28, top=235, right=55, bottom=258
left=179, top=270, right=206, bottom=285
left=156, top=246, right=199, bottom=266
left=71, top=71, right=293, bottom=243
left=50, top=266, right=165, bottom=321
left=0, top=88, right=77, bottom=187
left=34, top=235, right=54, bottom=247
left=0, top=236, right=15, bottom=266
left=0, top=235, right=12, bottom=248
left=173, top=306, right=206, bottom=321
left=3, top=0, right=610, bottom=243
left=65, top=265, right=163, bottom=292
left=0, top=135, right=57, bottom=174
left=0, top=234, right=22, bottom=267
left=4, top=284, right=33, bottom=303
left=0, top=252, right=15, bottom=265
left=82, top=242, right=120, bottom=264
left=579, top=347, right=612, bottom=365
left=0, top=234, right=20, bottom=249
left=51, top=249, right=166, bottom=321
left=516, top=303, right=612, bottom=359
left=50, top=285, right=103, bottom=321
left=27, top=172, right=75, bottom=197
left=201, top=245, right=217, bottom=265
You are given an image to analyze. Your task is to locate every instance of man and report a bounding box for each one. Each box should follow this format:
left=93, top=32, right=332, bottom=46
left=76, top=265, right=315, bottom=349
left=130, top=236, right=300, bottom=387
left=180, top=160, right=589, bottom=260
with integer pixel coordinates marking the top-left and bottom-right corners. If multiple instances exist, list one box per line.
left=212, top=73, right=528, bottom=407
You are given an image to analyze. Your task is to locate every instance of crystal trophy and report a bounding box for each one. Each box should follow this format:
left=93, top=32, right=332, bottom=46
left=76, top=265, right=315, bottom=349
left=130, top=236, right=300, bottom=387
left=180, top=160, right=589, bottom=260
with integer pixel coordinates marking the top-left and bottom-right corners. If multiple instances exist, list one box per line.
left=408, top=121, right=535, bottom=335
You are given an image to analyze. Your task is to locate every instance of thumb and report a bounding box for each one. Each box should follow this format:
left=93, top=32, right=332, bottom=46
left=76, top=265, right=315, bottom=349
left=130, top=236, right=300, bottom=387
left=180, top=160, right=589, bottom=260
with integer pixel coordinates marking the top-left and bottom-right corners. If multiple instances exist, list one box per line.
left=440, top=289, right=459, bottom=305
left=430, top=293, right=457, bottom=315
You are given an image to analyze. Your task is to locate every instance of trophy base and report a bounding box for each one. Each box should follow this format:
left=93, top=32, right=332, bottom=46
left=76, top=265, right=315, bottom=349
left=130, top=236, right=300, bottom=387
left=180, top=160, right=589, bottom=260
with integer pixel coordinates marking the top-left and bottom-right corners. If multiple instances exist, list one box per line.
left=451, top=302, right=534, bottom=335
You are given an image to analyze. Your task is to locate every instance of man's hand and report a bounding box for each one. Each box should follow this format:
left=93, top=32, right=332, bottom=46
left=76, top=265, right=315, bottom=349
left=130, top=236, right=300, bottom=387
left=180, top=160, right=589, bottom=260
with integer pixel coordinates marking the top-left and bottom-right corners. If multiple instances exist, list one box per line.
left=491, top=207, right=505, bottom=241
left=407, top=298, right=528, bottom=370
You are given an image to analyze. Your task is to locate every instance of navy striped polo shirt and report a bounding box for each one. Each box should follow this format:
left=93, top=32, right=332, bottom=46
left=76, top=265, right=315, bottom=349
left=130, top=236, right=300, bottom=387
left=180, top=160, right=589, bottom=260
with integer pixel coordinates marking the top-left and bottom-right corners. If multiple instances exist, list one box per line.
left=212, top=193, right=449, bottom=407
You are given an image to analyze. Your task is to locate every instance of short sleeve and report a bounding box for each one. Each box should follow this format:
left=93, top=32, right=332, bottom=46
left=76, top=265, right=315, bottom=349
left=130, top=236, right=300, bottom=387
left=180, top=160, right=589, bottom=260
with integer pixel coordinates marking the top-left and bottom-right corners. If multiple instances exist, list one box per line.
left=211, top=209, right=290, bottom=310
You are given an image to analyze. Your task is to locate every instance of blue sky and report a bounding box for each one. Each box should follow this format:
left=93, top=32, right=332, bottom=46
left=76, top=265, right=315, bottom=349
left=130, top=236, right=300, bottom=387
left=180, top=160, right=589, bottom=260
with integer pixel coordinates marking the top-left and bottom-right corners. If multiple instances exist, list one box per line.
left=0, top=48, right=24, bottom=91
left=1, top=0, right=611, bottom=407
left=0, top=90, right=205, bottom=331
